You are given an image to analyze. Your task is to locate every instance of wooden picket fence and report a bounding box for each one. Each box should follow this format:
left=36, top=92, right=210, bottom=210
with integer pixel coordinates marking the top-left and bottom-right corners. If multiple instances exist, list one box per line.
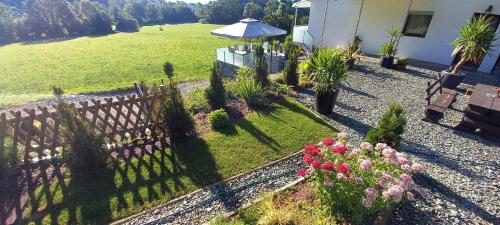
left=0, top=86, right=167, bottom=164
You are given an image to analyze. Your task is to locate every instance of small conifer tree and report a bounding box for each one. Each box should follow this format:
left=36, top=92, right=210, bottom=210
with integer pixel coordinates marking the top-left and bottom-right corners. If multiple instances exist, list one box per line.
left=161, top=61, right=195, bottom=144
left=283, top=52, right=298, bottom=86
left=254, top=43, right=269, bottom=86
left=54, top=87, right=108, bottom=174
left=205, top=62, right=226, bottom=109
left=365, top=103, right=407, bottom=149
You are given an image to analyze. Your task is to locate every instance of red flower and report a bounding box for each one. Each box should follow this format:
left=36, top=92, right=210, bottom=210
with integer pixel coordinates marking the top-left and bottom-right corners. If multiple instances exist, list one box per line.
left=331, top=145, right=348, bottom=155
left=320, top=161, right=335, bottom=171
left=336, top=162, right=350, bottom=176
left=297, top=168, right=308, bottom=177
left=304, top=145, right=320, bottom=155
left=303, top=155, right=314, bottom=164
left=322, top=138, right=336, bottom=146
left=311, top=160, right=321, bottom=170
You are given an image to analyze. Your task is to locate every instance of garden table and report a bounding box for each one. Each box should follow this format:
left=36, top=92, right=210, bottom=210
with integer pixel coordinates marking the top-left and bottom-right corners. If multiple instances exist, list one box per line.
left=458, top=84, right=500, bottom=140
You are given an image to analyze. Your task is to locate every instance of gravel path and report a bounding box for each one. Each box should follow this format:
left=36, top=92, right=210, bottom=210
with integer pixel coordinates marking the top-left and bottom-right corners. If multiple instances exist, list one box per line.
left=293, top=59, right=500, bottom=225
left=115, top=153, right=304, bottom=225
left=0, top=80, right=209, bottom=113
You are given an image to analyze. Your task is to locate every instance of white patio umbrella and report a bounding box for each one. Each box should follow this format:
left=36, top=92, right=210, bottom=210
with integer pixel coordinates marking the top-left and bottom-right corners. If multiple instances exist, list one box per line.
left=211, top=18, right=287, bottom=40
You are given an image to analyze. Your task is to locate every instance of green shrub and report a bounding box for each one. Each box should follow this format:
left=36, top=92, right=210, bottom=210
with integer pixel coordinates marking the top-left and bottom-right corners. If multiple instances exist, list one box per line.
left=208, top=109, right=230, bottom=129
left=116, top=13, right=138, bottom=32
left=365, top=103, right=406, bottom=148
left=184, top=88, right=210, bottom=114
left=234, top=68, right=267, bottom=107
left=205, top=62, right=226, bottom=109
left=53, top=87, right=108, bottom=174
left=161, top=62, right=196, bottom=144
left=283, top=56, right=298, bottom=86
left=254, top=43, right=269, bottom=86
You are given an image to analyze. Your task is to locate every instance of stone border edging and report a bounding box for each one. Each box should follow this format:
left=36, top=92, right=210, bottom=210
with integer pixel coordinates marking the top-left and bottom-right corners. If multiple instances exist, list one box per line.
left=111, top=151, right=305, bottom=225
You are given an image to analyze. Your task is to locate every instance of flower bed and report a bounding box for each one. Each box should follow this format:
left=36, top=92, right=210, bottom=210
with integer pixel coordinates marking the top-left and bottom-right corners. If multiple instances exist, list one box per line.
left=212, top=132, right=428, bottom=225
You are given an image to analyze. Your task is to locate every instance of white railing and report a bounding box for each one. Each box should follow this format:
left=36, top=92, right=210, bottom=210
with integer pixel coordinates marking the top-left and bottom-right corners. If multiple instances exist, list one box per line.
left=216, top=47, right=254, bottom=67
left=293, top=26, right=314, bottom=52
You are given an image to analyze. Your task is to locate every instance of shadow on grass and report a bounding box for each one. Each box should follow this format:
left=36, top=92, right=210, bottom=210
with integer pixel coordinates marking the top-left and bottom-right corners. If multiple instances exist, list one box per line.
left=213, top=124, right=238, bottom=136
left=272, top=98, right=334, bottom=129
left=236, top=118, right=281, bottom=151
left=9, top=136, right=233, bottom=224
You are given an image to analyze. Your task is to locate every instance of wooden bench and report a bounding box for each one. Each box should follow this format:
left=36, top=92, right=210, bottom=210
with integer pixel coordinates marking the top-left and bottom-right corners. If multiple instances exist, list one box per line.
left=423, top=74, right=459, bottom=123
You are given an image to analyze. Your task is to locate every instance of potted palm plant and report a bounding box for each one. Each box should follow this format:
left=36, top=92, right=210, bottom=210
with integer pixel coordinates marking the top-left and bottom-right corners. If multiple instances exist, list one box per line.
left=441, top=15, right=497, bottom=89
left=379, top=29, right=402, bottom=68
left=344, top=36, right=362, bottom=69
left=307, top=48, right=349, bottom=115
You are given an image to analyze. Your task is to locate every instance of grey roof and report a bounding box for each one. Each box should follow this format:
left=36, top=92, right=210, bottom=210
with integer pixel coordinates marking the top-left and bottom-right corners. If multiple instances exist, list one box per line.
left=211, top=18, right=287, bottom=40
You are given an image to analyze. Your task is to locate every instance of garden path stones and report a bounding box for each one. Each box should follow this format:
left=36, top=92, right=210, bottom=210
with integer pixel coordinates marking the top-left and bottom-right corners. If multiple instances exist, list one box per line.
left=294, top=59, right=499, bottom=225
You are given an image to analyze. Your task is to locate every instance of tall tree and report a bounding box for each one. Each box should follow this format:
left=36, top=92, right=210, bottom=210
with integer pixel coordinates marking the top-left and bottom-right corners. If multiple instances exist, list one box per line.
left=0, top=3, right=15, bottom=43
left=78, top=0, right=113, bottom=34
left=243, top=2, right=263, bottom=19
left=145, top=2, right=161, bottom=23
left=124, top=0, right=146, bottom=24
left=27, top=0, right=84, bottom=38
left=205, top=0, right=242, bottom=24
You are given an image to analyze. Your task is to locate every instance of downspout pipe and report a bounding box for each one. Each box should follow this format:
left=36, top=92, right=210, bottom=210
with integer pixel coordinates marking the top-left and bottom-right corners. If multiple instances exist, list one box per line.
left=395, top=0, right=413, bottom=56
left=401, top=0, right=413, bottom=30
left=319, top=0, right=331, bottom=48
left=354, top=0, right=365, bottom=38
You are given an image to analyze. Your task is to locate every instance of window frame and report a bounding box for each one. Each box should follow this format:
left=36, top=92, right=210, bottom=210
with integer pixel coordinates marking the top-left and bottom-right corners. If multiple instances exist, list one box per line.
left=402, top=11, right=434, bottom=38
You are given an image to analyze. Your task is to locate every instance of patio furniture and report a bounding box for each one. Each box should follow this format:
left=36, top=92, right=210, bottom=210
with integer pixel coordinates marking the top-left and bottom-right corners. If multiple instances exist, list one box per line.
left=456, top=84, right=500, bottom=140
left=423, top=74, right=458, bottom=123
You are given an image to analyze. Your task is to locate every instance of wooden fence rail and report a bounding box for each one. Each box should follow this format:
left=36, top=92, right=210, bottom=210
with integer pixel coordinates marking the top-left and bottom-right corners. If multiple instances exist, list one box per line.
left=0, top=88, right=166, bottom=164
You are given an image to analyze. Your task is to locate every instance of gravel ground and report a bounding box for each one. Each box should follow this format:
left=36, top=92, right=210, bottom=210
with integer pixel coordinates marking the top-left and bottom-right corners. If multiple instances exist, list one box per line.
left=116, top=153, right=304, bottom=225
left=293, top=59, right=500, bottom=225
left=0, top=80, right=209, bottom=113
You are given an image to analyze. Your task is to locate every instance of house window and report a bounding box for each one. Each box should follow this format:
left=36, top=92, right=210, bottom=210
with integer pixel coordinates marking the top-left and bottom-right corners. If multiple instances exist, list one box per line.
left=403, top=12, right=434, bottom=38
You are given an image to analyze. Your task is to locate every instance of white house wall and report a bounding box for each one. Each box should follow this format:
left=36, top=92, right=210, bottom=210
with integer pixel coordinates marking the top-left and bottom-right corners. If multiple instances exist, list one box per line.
left=308, top=0, right=500, bottom=73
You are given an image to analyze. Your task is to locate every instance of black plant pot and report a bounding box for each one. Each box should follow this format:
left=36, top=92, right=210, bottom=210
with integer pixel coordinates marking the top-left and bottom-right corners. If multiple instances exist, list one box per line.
left=440, top=71, right=465, bottom=89
left=380, top=56, right=394, bottom=68
left=315, top=89, right=340, bottom=115
left=346, top=58, right=355, bottom=69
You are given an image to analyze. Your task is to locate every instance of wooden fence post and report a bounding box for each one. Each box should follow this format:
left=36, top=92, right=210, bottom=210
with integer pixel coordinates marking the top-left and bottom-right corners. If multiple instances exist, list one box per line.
left=0, top=113, right=6, bottom=159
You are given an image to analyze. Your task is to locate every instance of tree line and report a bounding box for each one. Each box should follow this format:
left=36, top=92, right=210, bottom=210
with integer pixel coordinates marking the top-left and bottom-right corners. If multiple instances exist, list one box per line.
left=0, top=0, right=308, bottom=44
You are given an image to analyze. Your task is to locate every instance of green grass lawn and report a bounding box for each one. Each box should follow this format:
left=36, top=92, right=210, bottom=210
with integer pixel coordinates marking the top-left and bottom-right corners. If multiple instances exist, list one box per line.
left=22, top=98, right=335, bottom=224
left=0, top=24, right=240, bottom=105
